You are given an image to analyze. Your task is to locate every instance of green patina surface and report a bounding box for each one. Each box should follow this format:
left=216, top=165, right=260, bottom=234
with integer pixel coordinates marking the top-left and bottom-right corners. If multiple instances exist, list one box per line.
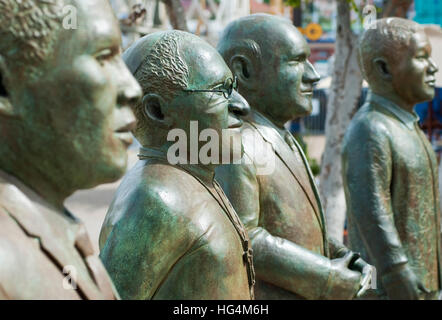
left=99, top=31, right=255, bottom=300
left=343, top=17, right=441, bottom=300
left=215, top=14, right=372, bottom=300
left=0, top=0, right=141, bottom=299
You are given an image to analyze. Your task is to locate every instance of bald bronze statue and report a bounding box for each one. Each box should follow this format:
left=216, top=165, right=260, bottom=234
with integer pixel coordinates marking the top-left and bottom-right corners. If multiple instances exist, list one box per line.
left=343, top=18, right=441, bottom=300
left=0, top=0, right=141, bottom=299
left=215, top=14, right=373, bottom=300
left=99, top=30, right=255, bottom=300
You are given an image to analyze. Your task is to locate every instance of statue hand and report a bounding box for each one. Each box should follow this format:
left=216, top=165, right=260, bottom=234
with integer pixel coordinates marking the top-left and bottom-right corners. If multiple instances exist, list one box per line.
left=348, top=255, right=374, bottom=298
left=326, top=252, right=363, bottom=300
left=382, top=264, right=429, bottom=300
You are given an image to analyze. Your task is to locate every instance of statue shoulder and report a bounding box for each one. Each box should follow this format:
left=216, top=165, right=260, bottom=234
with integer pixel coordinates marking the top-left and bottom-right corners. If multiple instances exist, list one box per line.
left=99, top=163, right=216, bottom=297
left=113, top=160, right=196, bottom=209
left=345, top=103, right=391, bottom=146
left=101, top=160, right=207, bottom=245
left=137, top=162, right=201, bottom=210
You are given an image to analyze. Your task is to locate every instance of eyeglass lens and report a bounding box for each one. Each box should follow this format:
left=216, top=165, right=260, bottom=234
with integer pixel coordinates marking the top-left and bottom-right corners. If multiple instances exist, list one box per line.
left=223, top=77, right=238, bottom=99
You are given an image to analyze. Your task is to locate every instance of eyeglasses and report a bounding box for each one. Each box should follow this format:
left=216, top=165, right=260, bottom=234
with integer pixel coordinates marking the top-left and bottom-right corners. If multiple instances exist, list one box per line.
left=183, top=76, right=238, bottom=99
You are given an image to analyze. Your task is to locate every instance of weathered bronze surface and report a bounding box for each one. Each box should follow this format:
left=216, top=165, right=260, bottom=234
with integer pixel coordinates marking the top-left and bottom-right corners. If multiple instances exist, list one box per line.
left=343, top=18, right=441, bottom=300
left=99, top=30, right=255, bottom=299
left=215, top=14, right=372, bottom=300
left=0, top=0, right=141, bottom=299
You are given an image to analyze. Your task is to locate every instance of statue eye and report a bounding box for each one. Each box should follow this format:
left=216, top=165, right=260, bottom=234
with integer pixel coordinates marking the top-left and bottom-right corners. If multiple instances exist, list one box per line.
left=289, top=55, right=306, bottom=64
left=95, top=49, right=115, bottom=65
left=213, top=83, right=224, bottom=89
left=211, top=83, right=225, bottom=94
left=416, top=51, right=429, bottom=60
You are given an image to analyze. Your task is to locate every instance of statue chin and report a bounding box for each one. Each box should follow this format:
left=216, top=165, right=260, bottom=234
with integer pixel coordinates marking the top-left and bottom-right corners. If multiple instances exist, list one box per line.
left=79, top=155, right=128, bottom=190
left=422, top=88, right=436, bottom=102
left=291, top=103, right=312, bottom=119
left=101, top=159, right=128, bottom=183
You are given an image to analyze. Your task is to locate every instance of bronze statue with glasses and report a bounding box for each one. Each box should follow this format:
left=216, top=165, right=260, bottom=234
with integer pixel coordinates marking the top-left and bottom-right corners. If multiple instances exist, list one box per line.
left=99, top=31, right=255, bottom=299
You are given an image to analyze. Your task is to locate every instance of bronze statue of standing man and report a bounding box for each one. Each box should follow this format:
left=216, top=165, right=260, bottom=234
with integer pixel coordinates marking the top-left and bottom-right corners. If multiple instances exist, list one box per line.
left=99, top=31, right=255, bottom=299
left=342, top=18, right=441, bottom=300
left=0, top=0, right=141, bottom=299
left=216, top=14, right=373, bottom=300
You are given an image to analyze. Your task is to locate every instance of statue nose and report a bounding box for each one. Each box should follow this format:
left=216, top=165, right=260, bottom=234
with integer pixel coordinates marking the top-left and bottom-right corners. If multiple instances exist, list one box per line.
left=428, top=57, right=439, bottom=75
left=117, top=59, right=142, bottom=106
left=303, top=61, right=321, bottom=84
left=119, top=85, right=142, bottom=106
left=228, top=90, right=250, bottom=117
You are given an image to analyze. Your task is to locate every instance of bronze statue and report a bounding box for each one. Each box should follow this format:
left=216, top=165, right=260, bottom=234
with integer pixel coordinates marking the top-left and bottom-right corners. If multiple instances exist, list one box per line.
left=0, top=0, right=141, bottom=299
left=215, top=14, right=373, bottom=300
left=342, top=17, right=441, bottom=300
left=99, top=30, right=255, bottom=299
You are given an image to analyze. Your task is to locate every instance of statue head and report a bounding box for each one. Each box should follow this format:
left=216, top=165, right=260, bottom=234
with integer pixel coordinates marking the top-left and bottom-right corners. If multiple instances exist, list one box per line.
left=217, top=13, right=320, bottom=127
left=124, top=30, right=250, bottom=165
left=359, top=17, right=438, bottom=110
left=0, top=0, right=142, bottom=207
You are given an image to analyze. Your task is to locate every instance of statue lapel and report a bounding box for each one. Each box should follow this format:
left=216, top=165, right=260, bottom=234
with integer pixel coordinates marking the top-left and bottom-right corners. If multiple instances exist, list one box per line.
left=249, top=112, right=324, bottom=231
left=285, top=130, right=327, bottom=231
left=0, top=172, right=112, bottom=300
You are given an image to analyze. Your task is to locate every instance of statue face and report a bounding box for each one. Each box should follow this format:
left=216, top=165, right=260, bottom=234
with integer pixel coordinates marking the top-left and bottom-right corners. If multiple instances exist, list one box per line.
left=391, top=30, right=438, bottom=105
left=259, top=23, right=320, bottom=121
left=14, top=0, right=141, bottom=189
left=168, top=39, right=249, bottom=162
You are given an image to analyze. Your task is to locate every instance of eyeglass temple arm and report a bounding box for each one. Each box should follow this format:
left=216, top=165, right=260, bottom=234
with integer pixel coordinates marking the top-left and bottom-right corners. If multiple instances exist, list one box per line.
left=183, top=89, right=225, bottom=93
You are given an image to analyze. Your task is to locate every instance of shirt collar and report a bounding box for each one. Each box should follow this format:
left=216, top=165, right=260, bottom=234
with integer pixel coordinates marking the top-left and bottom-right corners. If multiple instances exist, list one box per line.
left=138, top=147, right=215, bottom=185
left=369, top=92, right=420, bottom=130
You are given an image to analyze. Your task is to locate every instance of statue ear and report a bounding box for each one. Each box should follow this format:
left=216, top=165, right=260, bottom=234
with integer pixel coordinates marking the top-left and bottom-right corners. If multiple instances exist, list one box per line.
left=373, top=57, right=392, bottom=81
left=230, top=55, right=255, bottom=90
left=142, top=93, right=173, bottom=129
left=0, top=56, right=15, bottom=118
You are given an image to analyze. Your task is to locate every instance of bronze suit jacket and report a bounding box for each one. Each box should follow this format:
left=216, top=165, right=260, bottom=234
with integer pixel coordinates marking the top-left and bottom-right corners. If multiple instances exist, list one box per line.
left=342, top=93, right=442, bottom=295
left=99, top=148, right=255, bottom=300
left=216, top=110, right=350, bottom=300
left=0, top=170, right=118, bottom=300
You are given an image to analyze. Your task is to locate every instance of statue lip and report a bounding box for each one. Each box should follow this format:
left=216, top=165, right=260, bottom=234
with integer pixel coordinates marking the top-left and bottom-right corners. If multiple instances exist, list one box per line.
left=300, top=86, right=314, bottom=94
left=114, top=131, right=133, bottom=147
left=425, top=78, right=436, bottom=87
left=228, top=118, right=244, bottom=129
left=114, top=120, right=136, bottom=147
left=114, top=120, right=136, bottom=133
